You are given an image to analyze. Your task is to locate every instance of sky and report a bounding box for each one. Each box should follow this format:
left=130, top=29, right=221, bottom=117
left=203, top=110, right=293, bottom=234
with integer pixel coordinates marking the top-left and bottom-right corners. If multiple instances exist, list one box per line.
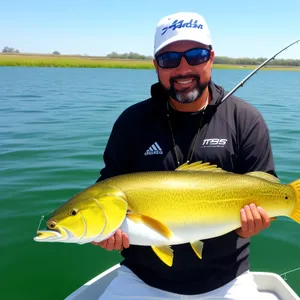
left=1, top=0, right=300, bottom=59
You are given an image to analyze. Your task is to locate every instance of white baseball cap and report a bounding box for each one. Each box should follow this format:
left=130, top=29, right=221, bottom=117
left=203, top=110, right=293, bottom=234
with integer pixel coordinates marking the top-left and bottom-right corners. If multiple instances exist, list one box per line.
left=154, top=12, right=212, bottom=55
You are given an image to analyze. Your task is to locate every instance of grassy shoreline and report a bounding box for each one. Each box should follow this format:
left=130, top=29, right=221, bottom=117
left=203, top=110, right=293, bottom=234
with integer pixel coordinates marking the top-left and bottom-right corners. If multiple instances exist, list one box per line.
left=1, top=54, right=300, bottom=71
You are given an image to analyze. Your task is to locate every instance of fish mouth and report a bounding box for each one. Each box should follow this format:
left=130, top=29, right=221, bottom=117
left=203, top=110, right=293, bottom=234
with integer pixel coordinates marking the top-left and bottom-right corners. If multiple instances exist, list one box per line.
left=33, top=212, right=88, bottom=243
left=34, top=227, right=66, bottom=242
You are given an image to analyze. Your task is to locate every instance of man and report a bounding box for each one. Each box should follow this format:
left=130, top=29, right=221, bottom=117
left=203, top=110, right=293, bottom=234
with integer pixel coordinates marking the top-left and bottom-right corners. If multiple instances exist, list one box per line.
left=93, top=12, right=276, bottom=299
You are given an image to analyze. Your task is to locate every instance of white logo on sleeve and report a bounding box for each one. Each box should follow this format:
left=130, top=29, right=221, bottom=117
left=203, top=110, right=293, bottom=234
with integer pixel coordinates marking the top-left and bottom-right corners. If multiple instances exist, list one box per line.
left=202, top=138, right=228, bottom=148
left=144, top=142, right=163, bottom=156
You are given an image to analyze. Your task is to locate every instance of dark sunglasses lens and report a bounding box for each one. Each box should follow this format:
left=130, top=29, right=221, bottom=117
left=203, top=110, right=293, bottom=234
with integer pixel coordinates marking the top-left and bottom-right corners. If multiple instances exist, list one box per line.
left=157, top=52, right=181, bottom=68
left=186, top=48, right=210, bottom=65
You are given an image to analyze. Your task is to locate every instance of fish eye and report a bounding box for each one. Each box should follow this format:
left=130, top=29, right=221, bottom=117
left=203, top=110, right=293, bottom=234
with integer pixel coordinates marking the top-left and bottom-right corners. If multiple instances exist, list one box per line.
left=70, top=208, right=78, bottom=216
left=48, top=221, right=56, bottom=229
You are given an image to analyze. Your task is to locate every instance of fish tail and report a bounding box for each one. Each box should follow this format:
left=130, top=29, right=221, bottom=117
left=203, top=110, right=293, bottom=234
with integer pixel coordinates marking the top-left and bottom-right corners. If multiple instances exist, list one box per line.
left=290, top=179, right=300, bottom=223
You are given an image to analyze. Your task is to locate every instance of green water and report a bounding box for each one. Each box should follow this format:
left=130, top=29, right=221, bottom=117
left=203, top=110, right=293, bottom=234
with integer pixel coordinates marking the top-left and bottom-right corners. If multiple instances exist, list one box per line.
left=1, top=67, right=299, bottom=299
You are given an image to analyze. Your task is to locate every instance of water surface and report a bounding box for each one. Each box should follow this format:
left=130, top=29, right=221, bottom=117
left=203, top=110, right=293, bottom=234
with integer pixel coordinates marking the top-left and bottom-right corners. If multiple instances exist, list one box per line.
left=1, top=67, right=299, bottom=299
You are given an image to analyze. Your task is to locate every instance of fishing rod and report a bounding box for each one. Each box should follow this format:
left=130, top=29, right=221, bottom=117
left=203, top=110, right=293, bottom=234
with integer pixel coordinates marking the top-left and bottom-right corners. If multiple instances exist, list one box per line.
left=221, top=39, right=300, bottom=103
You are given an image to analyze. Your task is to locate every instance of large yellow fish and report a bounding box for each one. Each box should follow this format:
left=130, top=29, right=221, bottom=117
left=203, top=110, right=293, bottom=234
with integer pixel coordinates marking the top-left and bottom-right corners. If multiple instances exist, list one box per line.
left=34, top=161, right=300, bottom=266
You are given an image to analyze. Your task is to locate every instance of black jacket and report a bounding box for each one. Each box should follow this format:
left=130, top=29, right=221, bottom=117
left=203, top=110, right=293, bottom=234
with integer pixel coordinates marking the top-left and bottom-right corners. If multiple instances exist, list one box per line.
left=96, top=80, right=276, bottom=295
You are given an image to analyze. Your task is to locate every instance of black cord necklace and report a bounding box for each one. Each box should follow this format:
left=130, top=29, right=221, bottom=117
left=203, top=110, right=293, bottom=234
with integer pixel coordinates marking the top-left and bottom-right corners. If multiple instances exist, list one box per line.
left=166, top=96, right=208, bottom=167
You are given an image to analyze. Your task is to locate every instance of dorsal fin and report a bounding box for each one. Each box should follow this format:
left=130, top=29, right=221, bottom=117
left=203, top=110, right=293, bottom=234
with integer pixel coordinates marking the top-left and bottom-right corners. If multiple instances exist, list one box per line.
left=175, top=161, right=227, bottom=173
left=245, top=171, right=280, bottom=183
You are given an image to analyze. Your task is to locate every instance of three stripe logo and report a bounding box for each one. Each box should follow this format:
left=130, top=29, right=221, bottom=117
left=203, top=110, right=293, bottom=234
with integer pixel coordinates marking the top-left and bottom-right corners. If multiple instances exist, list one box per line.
left=144, top=142, right=163, bottom=156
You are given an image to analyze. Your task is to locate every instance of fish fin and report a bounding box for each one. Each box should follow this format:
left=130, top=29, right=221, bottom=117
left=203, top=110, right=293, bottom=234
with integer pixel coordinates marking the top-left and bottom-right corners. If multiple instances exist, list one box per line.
left=175, top=161, right=227, bottom=173
left=127, top=212, right=173, bottom=239
left=151, top=245, right=173, bottom=267
left=244, top=171, right=280, bottom=183
left=289, top=179, right=300, bottom=223
left=190, top=240, right=204, bottom=259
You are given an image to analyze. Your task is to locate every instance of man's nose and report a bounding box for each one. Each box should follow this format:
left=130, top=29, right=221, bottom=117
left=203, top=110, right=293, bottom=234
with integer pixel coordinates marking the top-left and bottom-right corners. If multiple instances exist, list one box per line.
left=174, top=57, right=193, bottom=76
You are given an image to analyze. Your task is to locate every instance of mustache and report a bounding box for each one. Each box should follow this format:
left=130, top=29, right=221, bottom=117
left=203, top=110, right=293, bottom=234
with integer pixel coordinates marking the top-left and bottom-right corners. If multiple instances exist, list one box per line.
left=170, top=74, right=200, bottom=84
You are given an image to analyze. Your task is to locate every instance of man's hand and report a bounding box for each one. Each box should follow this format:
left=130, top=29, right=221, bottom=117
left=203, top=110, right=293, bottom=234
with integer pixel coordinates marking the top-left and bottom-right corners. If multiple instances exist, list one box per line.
left=236, top=203, right=272, bottom=238
left=91, top=229, right=130, bottom=251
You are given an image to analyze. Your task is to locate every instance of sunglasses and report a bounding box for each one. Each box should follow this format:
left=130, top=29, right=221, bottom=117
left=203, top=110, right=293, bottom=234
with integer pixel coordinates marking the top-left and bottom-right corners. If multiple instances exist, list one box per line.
left=155, top=47, right=211, bottom=69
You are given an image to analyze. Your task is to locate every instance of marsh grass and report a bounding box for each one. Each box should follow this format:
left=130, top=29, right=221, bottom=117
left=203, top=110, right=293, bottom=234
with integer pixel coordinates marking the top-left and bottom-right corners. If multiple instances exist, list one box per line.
left=1, top=54, right=300, bottom=71
left=0, top=54, right=154, bottom=69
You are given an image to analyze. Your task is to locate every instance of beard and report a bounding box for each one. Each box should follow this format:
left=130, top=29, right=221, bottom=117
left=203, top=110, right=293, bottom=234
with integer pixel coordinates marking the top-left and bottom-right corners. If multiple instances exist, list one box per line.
left=160, top=75, right=210, bottom=104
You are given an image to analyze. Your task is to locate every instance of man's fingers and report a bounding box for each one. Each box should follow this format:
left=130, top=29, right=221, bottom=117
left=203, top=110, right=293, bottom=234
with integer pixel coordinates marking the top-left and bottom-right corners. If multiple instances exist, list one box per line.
left=237, top=204, right=272, bottom=238
left=99, top=240, right=108, bottom=248
left=91, top=230, right=130, bottom=251
left=106, top=235, right=116, bottom=251
left=250, top=203, right=262, bottom=230
left=122, top=232, right=130, bottom=249
left=113, top=229, right=122, bottom=250
left=244, top=205, right=254, bottom=232
left=92, top=240, right=107, bottom=248
left=240, top=208, right=248, bottom=232
left=257, top=206, right=271, bottom=227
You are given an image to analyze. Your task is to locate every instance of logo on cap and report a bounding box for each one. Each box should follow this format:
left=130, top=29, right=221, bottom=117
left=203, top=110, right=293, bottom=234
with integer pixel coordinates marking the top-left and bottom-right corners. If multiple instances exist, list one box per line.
left=161, top=19, right=204, bottom=35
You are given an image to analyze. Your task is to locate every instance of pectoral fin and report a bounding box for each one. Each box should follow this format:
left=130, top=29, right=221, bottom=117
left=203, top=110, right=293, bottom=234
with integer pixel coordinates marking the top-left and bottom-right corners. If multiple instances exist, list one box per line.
left=190, top=240, right=204, bottom=259
left=127, top=212, right=173, bottom=240
left=151, top=246, right=174, bottom=267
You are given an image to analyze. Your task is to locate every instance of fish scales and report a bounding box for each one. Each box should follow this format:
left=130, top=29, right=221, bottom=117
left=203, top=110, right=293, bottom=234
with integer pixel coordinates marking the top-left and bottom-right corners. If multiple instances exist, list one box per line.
left=105, top=171, right=294, bottom=223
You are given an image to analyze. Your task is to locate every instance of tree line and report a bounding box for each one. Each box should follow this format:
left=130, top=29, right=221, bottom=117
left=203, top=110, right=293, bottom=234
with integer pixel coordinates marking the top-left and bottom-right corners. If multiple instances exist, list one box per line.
left=106, top=52, right=300, bottom=66
left=2, top=46, right=299, bottom=66
left=106, top=51, right=153, bottom=60
left=2, top=46, right=60, bottom=55
left=2, top=46, right=20, bottom=53
left=213, top=56, right=300, bottom=66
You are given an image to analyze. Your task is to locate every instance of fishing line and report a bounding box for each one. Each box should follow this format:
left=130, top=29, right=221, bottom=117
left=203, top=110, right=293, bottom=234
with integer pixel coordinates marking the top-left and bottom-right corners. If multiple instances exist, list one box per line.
left=280, top=266, right=300, bottom=281
left=36, top=215, right=45, bottom=232
left=220, top=39, right=300, bottom=103
left=36, top=210, right=55, bottom=231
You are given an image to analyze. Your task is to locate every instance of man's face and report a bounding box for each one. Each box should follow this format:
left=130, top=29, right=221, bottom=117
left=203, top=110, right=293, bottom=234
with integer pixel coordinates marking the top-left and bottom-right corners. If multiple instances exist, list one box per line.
left=153, top=40, right=214, bottom=104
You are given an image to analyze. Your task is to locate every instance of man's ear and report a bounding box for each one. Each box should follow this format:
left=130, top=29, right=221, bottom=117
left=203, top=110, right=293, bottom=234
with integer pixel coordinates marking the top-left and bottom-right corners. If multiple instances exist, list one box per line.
left=210, top=50, right=215, bottom=64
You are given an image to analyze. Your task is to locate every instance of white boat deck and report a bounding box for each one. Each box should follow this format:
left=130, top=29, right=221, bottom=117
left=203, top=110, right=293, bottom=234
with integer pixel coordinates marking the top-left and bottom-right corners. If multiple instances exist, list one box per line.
left=65, top=264, right=299, bottom=300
